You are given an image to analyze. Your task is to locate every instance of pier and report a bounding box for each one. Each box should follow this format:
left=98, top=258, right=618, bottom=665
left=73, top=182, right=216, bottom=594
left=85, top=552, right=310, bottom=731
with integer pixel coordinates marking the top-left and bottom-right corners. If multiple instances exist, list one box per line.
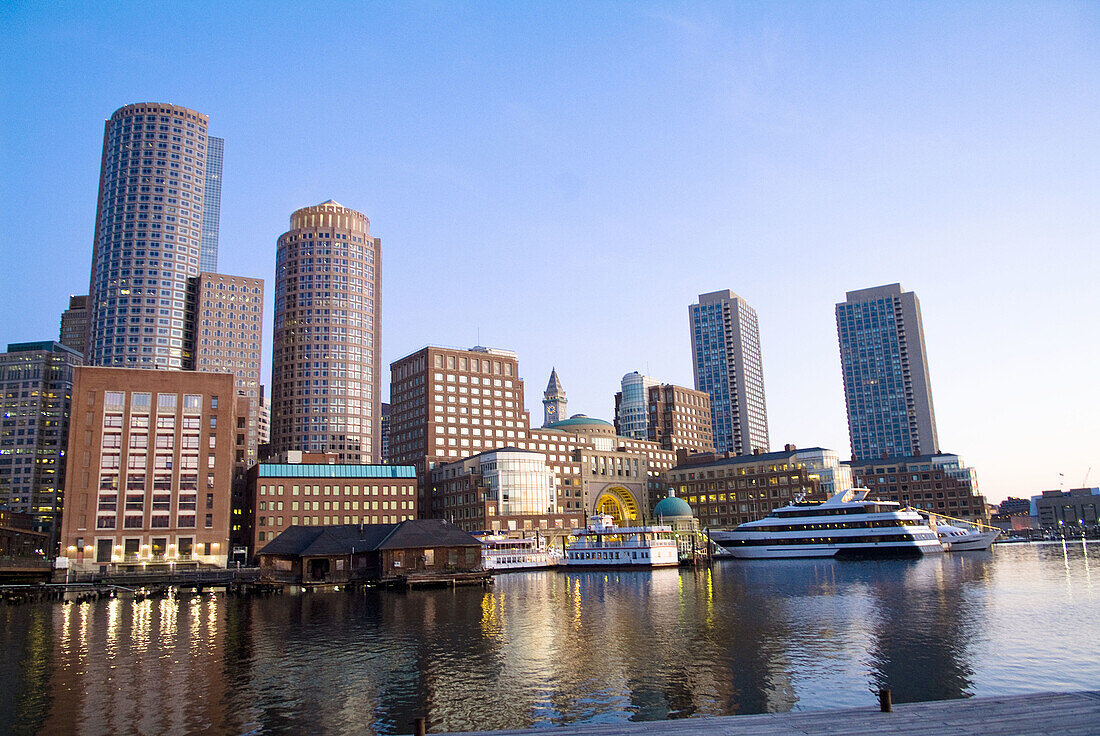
left=419, top=690, right=1100, bottom=736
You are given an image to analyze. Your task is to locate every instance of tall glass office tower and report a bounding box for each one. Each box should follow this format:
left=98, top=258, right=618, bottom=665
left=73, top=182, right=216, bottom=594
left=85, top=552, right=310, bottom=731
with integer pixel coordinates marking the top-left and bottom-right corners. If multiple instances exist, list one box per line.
left=836, top=283, right=939, bottom=461
left=200, top=136, right=224, bottom=272
left=87, top=103, right=217, bottom=369
left=689, top=290, right=769, bottom=456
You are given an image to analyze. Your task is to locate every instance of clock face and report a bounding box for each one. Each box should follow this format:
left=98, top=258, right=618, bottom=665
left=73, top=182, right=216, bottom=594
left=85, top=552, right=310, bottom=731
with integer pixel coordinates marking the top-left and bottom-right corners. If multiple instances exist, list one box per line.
left=546, top=403, right=557, bottom=415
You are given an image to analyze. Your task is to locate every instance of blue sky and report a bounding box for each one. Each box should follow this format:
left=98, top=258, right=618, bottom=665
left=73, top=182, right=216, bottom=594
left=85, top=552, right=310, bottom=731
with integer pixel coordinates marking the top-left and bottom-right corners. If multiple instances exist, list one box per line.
left=2, top=2, right=1098, bottom=502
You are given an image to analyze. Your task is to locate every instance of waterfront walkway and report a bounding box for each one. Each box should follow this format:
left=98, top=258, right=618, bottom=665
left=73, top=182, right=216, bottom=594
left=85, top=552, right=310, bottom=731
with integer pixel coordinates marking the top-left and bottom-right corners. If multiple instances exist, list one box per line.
left=429, top=690, right=1100, bottom=736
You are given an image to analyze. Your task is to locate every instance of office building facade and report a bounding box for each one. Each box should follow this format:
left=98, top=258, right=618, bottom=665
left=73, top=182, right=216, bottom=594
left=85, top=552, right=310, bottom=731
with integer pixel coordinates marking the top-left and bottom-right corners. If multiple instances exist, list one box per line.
left=59, top=295, right=90, bottom=357
left=0, top=342, right=83, bottom=540
left=836, top=283, right=939, bottom=461
left=392, top=345, right=675, bottom=532
left=87, top=103, right=216, bottom=369
left=689, top=290, right=770, bottom=456
left=271, top=200, right=381, bottom=463
left=646, top=383, right=715, bottom=455
left=199, top=136, right=224, bottom=272
left=847, top=453, right=987, bottom=520
left=58, top=367, right=245, bottom=572
left=614, top=372, right=658, bottom=439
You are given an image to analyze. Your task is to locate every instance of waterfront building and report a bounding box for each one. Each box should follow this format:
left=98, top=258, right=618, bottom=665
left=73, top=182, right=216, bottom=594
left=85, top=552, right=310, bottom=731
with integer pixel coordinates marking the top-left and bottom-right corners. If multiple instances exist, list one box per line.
left=59, top=295, right=89, bottom=357
left=257, top=519, right=482, bottom=586
left=199, top=136, right=224, bottom=272
left=0, top=510, right=49, bottom=559
left=836, top=284, right=939, bottom=461
left=990, top=496, right=1037, bottom=533
left=542, top=368, right=567, bottom=427
left=1031, top=488, right=1099, bottom=529
left=429, top=447, right=574, bottom=533
left=613, top=372, right=658, bottom=439
left=689, top=290, right=770, bottom=456
left=847, top=453, right=987, bottom=520
left=258, top=395, right=270, bottom=446
left=666, top=445, right=844, bottom=528
left=249, top=458, right=416, bottom=551
left=87, top=103, right=218, bottom=369
left=58, top=367, right=246, bottom=572
left=390, top=345, right=675, bottom=529
left=0, top=341, right=82, bottom=540
left=271, top=200, right=381, bottom=463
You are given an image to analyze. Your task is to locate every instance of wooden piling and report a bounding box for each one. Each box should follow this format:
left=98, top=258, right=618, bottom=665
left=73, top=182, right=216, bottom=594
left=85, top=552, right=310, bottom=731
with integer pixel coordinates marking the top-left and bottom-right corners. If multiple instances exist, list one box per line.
left=879, top=688, right=892, bottom=712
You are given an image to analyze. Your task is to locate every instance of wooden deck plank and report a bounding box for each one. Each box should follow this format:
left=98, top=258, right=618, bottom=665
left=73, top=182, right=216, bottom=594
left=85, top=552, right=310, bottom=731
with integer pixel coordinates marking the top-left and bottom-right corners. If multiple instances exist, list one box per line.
left=424, top=690, right=1100, bottom=736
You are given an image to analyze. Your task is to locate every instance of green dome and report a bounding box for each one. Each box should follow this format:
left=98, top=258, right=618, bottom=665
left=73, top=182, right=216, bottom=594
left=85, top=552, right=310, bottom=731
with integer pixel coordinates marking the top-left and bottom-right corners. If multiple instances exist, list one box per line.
left=654, top=496, right=693, bottom=519
left=545, top=414, right=614, bottom=429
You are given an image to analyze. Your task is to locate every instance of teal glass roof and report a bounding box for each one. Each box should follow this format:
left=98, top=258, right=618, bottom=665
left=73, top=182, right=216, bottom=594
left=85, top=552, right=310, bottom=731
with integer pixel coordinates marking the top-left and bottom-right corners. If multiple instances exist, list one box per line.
left=257, top=464, right=416, bottom=479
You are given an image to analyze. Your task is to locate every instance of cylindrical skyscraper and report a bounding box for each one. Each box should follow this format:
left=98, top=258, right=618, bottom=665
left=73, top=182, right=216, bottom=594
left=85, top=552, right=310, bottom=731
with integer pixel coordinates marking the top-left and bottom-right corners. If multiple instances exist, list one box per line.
left=271, top=200, right=381, bottom=463
left=87, top=103, right=216, bottom=368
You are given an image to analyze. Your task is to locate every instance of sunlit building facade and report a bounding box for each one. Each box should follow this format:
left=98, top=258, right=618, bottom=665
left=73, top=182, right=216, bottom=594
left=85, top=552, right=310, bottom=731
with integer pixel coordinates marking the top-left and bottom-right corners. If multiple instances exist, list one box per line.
left=689, top=290, right=770, bottom=456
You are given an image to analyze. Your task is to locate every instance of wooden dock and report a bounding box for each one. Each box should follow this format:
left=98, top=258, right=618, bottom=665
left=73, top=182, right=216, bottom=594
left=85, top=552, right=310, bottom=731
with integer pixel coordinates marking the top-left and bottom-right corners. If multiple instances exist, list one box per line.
left=422, top=690, right=1100, bottom=736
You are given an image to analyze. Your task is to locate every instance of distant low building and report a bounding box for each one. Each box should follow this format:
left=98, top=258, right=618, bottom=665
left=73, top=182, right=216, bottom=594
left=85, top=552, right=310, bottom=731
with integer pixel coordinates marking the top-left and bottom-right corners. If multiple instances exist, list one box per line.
left=1031, top=488, right=1099, bottom=529
left=990, top=496, right=1036, bottom=533
left=257, top=519, right=482, bottom=585
left=0, top=510, right=49, bottom=558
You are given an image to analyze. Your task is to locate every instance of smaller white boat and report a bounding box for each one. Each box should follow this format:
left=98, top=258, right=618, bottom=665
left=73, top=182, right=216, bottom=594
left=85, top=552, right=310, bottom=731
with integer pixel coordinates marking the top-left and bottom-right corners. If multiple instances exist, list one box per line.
left=475, top=534, right=560, bottom=571
left=936, top=523, right=1001, bottom=551
left=564, top=514, right=679, bottom=567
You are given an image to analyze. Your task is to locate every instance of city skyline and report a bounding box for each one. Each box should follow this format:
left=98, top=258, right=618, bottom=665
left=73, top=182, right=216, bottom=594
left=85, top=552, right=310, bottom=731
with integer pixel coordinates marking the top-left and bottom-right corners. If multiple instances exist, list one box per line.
left=2, top=3, right=1098, bottom=502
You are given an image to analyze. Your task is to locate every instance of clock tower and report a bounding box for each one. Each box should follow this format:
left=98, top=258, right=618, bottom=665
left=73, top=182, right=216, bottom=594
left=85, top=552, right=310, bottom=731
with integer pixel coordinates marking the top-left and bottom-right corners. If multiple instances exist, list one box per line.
left=543, top=368, right=567, bottom=427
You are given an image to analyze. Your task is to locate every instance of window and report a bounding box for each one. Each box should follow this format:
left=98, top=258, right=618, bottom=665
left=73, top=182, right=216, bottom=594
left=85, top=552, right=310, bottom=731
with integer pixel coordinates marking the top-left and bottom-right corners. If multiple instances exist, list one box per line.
left=157, top=393, right=177, bottom=410
left=105, top=392, right=125, bottom=409
left=183, top=394, right=202, bottom=412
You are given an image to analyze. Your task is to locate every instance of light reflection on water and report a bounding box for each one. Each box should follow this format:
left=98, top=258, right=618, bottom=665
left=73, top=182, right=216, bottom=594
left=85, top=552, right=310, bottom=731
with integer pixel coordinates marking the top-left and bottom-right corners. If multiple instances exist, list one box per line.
left=1, top=543, right=1098, bottom=735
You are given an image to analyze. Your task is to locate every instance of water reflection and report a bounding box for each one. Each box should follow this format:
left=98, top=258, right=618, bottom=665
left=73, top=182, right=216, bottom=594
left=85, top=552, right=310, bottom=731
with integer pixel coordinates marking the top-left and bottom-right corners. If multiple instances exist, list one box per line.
left=1, top=545, right=1098, bottom=735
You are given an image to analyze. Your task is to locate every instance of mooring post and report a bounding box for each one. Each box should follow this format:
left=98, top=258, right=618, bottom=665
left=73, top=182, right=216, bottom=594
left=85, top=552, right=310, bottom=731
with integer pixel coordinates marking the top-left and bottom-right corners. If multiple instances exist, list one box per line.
left=879, top=689, right=892, bottom=712
left=413, top=716, right=426, bottom=736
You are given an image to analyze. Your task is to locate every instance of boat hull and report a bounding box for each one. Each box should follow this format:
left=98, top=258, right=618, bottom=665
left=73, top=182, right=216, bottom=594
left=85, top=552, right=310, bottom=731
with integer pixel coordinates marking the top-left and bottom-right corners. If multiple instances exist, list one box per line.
left=942, top=531, right=1000, bottom=551
left=713, top=539, right=943, bottom=560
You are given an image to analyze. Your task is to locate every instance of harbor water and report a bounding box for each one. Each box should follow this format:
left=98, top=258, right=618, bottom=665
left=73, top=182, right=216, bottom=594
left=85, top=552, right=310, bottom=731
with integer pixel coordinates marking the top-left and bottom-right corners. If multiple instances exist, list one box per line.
left=2, top=541, right=1098, bottom=735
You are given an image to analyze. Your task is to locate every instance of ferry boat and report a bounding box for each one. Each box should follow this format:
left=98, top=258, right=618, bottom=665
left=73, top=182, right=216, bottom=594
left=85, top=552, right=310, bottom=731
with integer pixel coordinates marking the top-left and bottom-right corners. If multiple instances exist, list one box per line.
left=564, top=514, right=679, bottom=567
left=475, top=534, right=560, bottom=571
left=709, top=489, right=943, bottom=559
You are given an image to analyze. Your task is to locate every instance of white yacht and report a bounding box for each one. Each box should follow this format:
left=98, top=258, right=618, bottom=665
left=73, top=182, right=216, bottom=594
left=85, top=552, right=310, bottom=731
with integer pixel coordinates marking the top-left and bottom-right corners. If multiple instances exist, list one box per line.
left=564, top=514, right=679, bottom=567
left=709, top=489, right=943, bottom=559
left=934, top=523, right=1001, bottom=551
left=475, top=534, right=560, bottom=571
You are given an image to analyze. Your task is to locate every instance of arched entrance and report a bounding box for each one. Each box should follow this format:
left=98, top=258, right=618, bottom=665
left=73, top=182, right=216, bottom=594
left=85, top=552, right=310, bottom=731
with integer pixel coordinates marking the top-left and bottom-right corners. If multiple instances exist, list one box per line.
left=594, top=486, right=640, bottom=524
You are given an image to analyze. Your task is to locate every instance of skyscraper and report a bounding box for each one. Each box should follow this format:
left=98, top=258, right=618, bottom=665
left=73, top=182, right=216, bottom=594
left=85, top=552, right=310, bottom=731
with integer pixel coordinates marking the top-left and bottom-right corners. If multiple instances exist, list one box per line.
left=836, top=283, right=939, bottom=461
left=0, top=341, right=82, bottom=540
left=271, top=200, right=381, bottom=463
left=199, top=136, right=224, bottom=272
left=689, top=290, right=769, bottom=456
left=87, top=103, right=217, bottom=369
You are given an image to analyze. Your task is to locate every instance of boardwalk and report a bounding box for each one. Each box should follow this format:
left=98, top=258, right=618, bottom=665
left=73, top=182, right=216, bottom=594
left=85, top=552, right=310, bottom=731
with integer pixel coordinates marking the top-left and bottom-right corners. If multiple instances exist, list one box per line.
left=426, top=690, right=1100, bottom=736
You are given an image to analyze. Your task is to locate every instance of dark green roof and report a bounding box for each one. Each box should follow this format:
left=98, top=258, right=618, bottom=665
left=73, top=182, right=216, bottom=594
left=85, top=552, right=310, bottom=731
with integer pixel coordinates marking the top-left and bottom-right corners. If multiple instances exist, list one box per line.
left=545, top=414, right=613, bottom=429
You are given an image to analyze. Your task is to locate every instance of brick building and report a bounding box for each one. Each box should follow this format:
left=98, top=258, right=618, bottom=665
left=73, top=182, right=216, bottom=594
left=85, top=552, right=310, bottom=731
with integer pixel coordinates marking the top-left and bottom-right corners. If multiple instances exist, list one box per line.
left=846, top=453, right=988, bottom=521
left=666, top=446, right=849, bottom=528
left=58, top=367, right=245, bottom=571
left=250, top=458, right=416, bottom=551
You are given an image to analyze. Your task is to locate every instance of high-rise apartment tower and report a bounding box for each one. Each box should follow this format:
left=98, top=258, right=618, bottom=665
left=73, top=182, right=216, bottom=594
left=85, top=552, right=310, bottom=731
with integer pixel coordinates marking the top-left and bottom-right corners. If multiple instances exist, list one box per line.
left=836, top=283, right=939, bottom=461
left=271, top=200, right=381, bottom=463
left=87, top=103, right=217, bottom=368
left=688, top=290, right=769, bottom=455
